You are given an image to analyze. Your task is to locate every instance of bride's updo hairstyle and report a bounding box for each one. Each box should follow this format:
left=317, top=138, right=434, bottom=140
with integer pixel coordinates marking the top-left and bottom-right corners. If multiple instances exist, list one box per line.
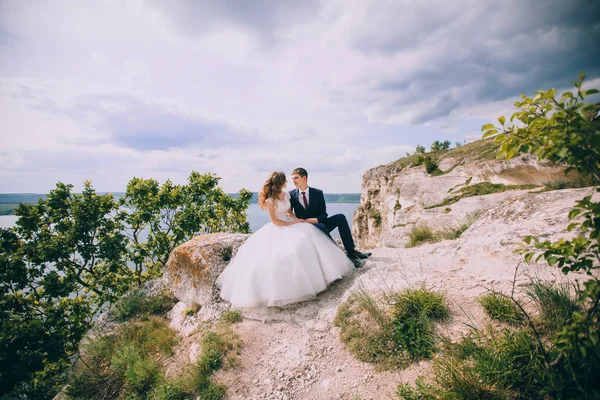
left=258, top=171, right=286, bottom=210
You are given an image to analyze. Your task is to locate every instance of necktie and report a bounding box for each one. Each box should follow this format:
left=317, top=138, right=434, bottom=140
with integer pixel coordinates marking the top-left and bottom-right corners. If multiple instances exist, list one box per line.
left=302, top=191, right=308, bottom=208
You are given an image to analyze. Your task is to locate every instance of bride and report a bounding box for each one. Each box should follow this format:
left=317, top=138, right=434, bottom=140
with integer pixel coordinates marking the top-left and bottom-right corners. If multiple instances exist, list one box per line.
left=216, top=171, right=355, bottom=307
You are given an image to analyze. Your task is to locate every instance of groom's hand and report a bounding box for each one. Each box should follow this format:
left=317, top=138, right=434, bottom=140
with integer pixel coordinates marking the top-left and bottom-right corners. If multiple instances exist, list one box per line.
left=307, top=218, right=319, bottom=224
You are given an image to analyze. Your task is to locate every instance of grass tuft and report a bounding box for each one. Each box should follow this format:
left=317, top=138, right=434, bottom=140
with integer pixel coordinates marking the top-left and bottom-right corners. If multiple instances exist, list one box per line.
left=426, top=182, right=539, bottom=209
left=184, top=304, right=201, bottom=316
left=526, top=280, right=580, bottom=332
left=405, top=225, right=437, bottom=248
left=478, top=292, right=524, bottom=325
left=335, top=286, right=449, bottom=370
left=220, top=309, right=242, bottom=324
left=542, top=174, right=597, bottom=191
left=406, top=213, right=479, bottom=247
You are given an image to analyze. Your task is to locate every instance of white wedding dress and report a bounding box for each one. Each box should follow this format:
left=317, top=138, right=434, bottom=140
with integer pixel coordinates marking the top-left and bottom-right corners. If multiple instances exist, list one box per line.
left=217, top=192, right=355, bottom=307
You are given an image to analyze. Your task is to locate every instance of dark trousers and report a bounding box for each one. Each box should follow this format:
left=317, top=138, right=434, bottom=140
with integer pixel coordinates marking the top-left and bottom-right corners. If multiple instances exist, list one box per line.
left=315, top=213, right=355, bottom=254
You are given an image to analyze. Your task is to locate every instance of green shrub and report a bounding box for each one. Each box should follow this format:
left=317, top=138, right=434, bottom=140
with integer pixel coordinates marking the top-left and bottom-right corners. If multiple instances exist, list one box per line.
left=68, top=317, right=178, bottom=399
left=478, top=292, right=523, bottom=325
left=413, top=154, right=426, bottom=166
left=114, top=289, right=178, bottom=321
left=424, top=157, right=442, bottom=175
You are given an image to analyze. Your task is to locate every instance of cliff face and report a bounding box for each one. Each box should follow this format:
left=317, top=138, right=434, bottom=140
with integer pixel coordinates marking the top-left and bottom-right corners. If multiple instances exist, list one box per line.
left=352, top=140, right=579, bottom=248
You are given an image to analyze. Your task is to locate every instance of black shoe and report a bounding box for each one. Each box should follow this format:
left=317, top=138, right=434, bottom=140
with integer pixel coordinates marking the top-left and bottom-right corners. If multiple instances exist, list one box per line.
left=347, top=250, right=371, bottom=260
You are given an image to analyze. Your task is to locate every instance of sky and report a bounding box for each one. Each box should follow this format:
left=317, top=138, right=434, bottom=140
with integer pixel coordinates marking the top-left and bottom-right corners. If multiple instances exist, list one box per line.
left=1, top=0, right=599, bottom=194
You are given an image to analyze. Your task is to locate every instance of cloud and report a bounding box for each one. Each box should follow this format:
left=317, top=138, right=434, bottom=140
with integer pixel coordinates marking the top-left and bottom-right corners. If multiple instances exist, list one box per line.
left=0, top=0, right=599, bottom=194
left=147, top=0, right=320, bottom=46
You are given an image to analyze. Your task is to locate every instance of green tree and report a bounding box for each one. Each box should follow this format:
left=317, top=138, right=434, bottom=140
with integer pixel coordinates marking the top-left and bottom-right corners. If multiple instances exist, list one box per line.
left=118, top=172, right=252, bottom=282
left=482, top=73, right=600, bottom=397
left=0, top=172, right=252, bottom=399
left=415, top=144, right=426, bottom=154
left=430, top=140, right=451, bottom=152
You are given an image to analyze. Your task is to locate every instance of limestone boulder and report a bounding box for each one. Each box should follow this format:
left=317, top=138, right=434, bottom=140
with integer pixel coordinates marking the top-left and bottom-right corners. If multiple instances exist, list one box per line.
left=163, top=233, right=250, bottom=305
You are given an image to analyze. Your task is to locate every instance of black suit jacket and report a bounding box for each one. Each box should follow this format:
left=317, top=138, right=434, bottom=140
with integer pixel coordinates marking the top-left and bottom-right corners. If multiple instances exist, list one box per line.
left=289, top=187, right=328, bottom=224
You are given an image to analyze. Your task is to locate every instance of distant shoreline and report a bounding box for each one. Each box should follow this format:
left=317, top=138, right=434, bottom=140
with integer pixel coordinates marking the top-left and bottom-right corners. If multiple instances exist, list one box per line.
left=0, top=192, right=361, bottom=216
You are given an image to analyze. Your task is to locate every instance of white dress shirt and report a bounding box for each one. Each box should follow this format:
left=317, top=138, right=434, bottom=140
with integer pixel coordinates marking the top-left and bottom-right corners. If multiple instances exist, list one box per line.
left=299, top=187, right=310, bottom=208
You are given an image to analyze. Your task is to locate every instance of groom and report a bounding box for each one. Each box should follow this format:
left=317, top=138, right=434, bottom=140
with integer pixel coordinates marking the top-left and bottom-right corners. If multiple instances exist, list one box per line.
left=289, top=167, right=371, bottom=263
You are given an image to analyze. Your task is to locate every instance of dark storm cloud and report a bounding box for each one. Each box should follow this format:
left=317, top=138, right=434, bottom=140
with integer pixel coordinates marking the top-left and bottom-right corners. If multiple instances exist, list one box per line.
left=355, top=0, right=600, bottom=123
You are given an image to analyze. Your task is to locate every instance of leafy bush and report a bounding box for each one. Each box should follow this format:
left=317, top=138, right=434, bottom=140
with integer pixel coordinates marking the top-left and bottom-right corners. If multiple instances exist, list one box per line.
left=0, top=172, right=252, bottom=398
left=478, top=292, right=523, bottom=325
left=424, top=157, right=441, bottom=175
left=430, top=140, right=451, bottom=152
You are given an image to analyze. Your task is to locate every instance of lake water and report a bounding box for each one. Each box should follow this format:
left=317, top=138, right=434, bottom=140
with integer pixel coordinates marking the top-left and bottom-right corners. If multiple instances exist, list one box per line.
left=0, top=203, right=359, bottom=239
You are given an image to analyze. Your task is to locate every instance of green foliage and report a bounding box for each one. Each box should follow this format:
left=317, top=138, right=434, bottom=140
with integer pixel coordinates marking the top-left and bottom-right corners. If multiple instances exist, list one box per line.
left=184, top=304, right=201, bottom=317
left=405, top=225, right=437, bottom=248
left=388, top=288, right=449, bottom=360
left=119, top=172, right=252, bottom=281
left=526, top=280, right=580, bottom=333
left=482, top=72, right=600, bottom=184
left=0, top=172, right=252, bottom=398
left=482, top=73, right=600, bottom=399
left=415, top=145, right=426, bottom=155
left=426, top=182, right=539, bottom=209
left=454, top=141, right=463, bottom=148
left=542, top=174, right=597, bottom=191
left=413, top=154, right=426, bottom=166
left=68, top=317, right=178, bottom=399
left=114, top=289, right=178, bottom=322
left=335, top=287, right=449, bottom=370
left=394, top=199, right=402, bottom=211
left=220, top=309, right=242, bottom=324
left=478, top=292, right=524, bottom=325
left=424, top=157, right=440, bottom=175
left=191, top=325, right=241, bottom=399
left=370, top=210, right=382, bottom=227
left=430, top=140, right=451, bottom=152
left=397, top=377, right=437, bottom=400
left=401, top=72, right=600, bottom=400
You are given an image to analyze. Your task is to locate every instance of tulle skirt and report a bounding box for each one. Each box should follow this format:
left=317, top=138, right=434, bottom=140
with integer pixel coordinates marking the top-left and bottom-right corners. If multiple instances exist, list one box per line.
left=216, top=222, right=355, bottom=307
